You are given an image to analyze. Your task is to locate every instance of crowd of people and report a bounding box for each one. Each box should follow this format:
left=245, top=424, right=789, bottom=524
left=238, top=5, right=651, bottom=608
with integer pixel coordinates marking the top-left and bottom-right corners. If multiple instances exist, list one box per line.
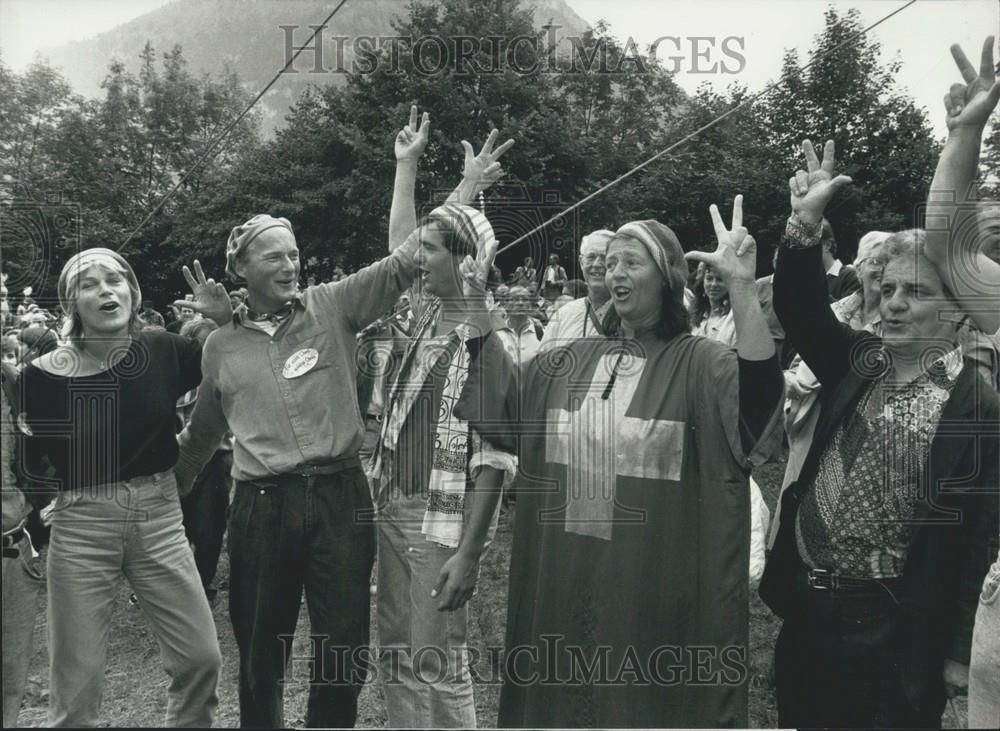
left=2, top=37, right=1000, bottom=730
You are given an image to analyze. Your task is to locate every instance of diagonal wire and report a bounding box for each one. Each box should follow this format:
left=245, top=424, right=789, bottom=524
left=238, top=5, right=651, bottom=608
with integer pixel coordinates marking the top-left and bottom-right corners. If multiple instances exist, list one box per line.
left=117, top=0, right=351, bottom=253
left=495, top=0, right=918, bottom=256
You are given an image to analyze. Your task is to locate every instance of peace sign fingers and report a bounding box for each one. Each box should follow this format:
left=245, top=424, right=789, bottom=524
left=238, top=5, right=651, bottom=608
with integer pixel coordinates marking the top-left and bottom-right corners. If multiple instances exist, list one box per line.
left=980, top=35, right=997, bottom=83
left=395, top=105, right=431, bottom=161
left=709, top=203, right=729, bottom=243
left=182, top=264, right=199, bottom=293
left=820, top=139, right=839, bottom=176
left=178, top=260, right=233, bottom=326
left=492, top=137, right=515, bottom=159
left=193, top=259, right=209, bottom=286
left=480, top=129, right=498, bottom=157
left=730, top=193, right=743, bottom=232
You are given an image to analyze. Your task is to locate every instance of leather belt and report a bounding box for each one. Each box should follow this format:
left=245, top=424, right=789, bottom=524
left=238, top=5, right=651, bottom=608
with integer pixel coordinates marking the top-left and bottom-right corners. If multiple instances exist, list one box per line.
left=240, top=456, right=362, bottom=486
left=293, top=456, right=361, bottom=477
left=804, top=568, right=903, bottom=604
left=807, top=567, right=885, bottom=591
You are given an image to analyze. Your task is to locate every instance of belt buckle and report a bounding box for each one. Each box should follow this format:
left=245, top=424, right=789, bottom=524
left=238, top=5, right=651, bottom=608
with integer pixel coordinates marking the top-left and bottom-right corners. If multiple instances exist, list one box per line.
left=299, top=464, right=322, bottom=477
left=807, top=568, right=838, bottom=591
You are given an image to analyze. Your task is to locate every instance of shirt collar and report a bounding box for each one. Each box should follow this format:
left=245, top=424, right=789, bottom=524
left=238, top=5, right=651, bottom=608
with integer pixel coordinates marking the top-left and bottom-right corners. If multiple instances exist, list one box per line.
left=826, top=259, right=843, bottom=276
left=877, top=344, right=964, bottom=390
left=501, top=318, right=537, bottom=337
left=233, top=292, right=305, bottom=328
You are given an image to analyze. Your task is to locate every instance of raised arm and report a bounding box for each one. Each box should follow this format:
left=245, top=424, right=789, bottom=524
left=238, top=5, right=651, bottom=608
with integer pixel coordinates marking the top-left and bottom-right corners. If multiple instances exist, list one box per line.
left=773, top=140, right=866, bottom=389
left=686, top=195, right=774, bottom=361
left=687, top=195, right=782, bottom=447
left=925, top=36, right=1000, bottom=334
left=389, top=105, right=430, bottom=252
left=445, top=129, right=515, bottom=207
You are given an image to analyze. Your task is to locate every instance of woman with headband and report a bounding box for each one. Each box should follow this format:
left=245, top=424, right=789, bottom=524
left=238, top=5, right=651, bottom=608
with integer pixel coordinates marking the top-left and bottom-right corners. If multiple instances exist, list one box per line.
left=499, top=198, right=784, bottom=728
left=19, top=248, right=230, bottom=727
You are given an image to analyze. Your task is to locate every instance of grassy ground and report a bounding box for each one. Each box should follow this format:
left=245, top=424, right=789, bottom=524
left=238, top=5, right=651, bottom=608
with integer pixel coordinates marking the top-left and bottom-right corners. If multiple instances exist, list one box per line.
left=15, top=457, right=967, bottom=727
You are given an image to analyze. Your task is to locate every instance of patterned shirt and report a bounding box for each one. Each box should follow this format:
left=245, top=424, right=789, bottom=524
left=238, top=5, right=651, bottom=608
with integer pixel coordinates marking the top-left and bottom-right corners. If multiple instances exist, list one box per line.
left=796, top=346, right=963, bottom=577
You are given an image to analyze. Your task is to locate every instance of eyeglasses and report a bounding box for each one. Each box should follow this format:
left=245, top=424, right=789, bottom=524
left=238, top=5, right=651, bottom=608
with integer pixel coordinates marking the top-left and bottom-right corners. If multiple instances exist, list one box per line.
left=580, top=254, right=606, bottom=265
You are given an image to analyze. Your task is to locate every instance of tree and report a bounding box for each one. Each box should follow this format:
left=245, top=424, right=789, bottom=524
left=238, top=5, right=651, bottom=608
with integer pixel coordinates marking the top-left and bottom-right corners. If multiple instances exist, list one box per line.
left=0, top=48, right=262, bottom=307
left=760, top=7, right=938, bottom=260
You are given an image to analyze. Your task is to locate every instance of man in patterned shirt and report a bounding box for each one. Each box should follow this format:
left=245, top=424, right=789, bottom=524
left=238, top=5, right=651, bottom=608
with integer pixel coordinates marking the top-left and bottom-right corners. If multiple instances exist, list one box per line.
left=759, top=134, right=999, bottom=728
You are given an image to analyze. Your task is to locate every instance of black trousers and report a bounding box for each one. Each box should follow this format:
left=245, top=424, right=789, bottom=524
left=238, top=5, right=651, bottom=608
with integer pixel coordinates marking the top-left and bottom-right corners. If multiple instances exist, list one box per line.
left=180, top=449, right=232, bottom=592
left=228, top=463, right=376, bottom=729
left=774, top=586, right=945, bottom=729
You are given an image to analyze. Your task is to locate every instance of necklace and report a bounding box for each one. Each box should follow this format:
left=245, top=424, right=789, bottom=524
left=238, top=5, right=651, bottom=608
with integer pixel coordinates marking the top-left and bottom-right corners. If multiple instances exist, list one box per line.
left=77, top=337, right=131, bottom=370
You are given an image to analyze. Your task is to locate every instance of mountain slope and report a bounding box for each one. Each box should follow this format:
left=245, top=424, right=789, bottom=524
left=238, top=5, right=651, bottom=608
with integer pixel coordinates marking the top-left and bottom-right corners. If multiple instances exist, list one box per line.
left=35, top=0, right=590, bottom=134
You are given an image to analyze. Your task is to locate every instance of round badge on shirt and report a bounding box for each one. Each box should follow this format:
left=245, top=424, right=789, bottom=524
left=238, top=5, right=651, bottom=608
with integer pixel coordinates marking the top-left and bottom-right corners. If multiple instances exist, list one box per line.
left=282, top=348, right=319, bottom=379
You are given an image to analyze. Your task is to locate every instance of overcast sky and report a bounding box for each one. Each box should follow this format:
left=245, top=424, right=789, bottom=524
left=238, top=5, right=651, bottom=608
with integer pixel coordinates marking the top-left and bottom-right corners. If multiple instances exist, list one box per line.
left=1, top=0, right=996, bottom=136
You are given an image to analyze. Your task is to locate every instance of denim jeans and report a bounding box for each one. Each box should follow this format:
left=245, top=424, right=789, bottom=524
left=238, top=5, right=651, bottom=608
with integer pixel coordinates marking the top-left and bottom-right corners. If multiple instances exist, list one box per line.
left=46, top=471, right=221, bottom=727
left=376, top=490, right=477, bottom=728
left=969, top=552, right=1000, bottom=729
left=2, top=532, right=43, bottom=728
left=228, top=463, right=375, bottom=729
left=180, top=449, right=232, bottom=593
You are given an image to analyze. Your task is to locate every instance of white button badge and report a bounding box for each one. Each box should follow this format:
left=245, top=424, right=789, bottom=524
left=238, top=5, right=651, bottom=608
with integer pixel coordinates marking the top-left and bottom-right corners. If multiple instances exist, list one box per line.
left=282, top=348, right=319, bottom=379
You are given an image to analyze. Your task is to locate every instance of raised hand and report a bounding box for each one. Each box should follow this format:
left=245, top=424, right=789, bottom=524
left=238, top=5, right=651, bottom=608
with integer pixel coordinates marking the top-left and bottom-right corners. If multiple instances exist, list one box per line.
left=685, top=195, right=757, bottom=287
left=946, top=36, right=1000, bottom=131
left=394, top=104, right=430, bottom=162
left=173, top=260, right=232, bottom=325
left=461, top=129, right=515, bottom=193
left=790, top=139, right=852, bottom=224
left=460, top=236, right=499, bottom=301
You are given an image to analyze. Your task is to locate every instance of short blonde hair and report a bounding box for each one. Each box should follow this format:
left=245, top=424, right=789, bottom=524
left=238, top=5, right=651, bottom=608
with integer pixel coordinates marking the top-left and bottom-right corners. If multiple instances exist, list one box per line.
left=58, top=254, right=142, bottom=341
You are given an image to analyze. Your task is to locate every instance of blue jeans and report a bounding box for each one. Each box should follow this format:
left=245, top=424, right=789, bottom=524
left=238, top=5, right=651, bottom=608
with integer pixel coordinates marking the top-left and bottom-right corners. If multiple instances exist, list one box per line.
left=2, top=532, right=43, bottom=728
left=969, top=552, right=1000, bottom=729
left=376, top=491, right=476, bottom=728
left=46, top=471, right=221, bottom=727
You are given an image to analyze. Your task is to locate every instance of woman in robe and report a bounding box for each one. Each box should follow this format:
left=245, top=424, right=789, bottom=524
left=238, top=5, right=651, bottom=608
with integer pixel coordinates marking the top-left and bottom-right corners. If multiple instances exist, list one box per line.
left=499, top=198, right=784, bottom=728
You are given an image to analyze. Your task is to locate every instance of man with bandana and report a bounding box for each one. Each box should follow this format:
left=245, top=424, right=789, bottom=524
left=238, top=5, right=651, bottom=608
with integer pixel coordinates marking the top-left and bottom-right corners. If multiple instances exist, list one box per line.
left=175, top=106, right=512, bottom=728
left=175, top=205, right=402, bottom=727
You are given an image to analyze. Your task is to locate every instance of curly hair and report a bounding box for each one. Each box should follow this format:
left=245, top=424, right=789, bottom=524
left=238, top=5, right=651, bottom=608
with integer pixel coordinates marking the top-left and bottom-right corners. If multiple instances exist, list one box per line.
left=688, top=262, right=730, bottom=330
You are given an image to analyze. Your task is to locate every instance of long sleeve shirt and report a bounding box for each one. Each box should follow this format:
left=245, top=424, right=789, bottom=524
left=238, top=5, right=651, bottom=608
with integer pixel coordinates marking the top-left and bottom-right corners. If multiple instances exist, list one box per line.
left=771, top=214, right=999, bottom=664
left=175, top=247, right=417, bottom=488
left=21, top=331, right=203, bottom=492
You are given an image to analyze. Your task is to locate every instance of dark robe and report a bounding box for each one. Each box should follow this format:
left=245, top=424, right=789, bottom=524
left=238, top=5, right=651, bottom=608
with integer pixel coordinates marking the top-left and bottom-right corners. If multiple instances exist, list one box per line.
left=499, top=332, right=782, bottom=728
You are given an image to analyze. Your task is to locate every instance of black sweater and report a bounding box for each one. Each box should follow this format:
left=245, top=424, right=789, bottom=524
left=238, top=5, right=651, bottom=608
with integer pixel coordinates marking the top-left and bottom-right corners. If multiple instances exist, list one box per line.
left=20, top=330, right=202, bottom=493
